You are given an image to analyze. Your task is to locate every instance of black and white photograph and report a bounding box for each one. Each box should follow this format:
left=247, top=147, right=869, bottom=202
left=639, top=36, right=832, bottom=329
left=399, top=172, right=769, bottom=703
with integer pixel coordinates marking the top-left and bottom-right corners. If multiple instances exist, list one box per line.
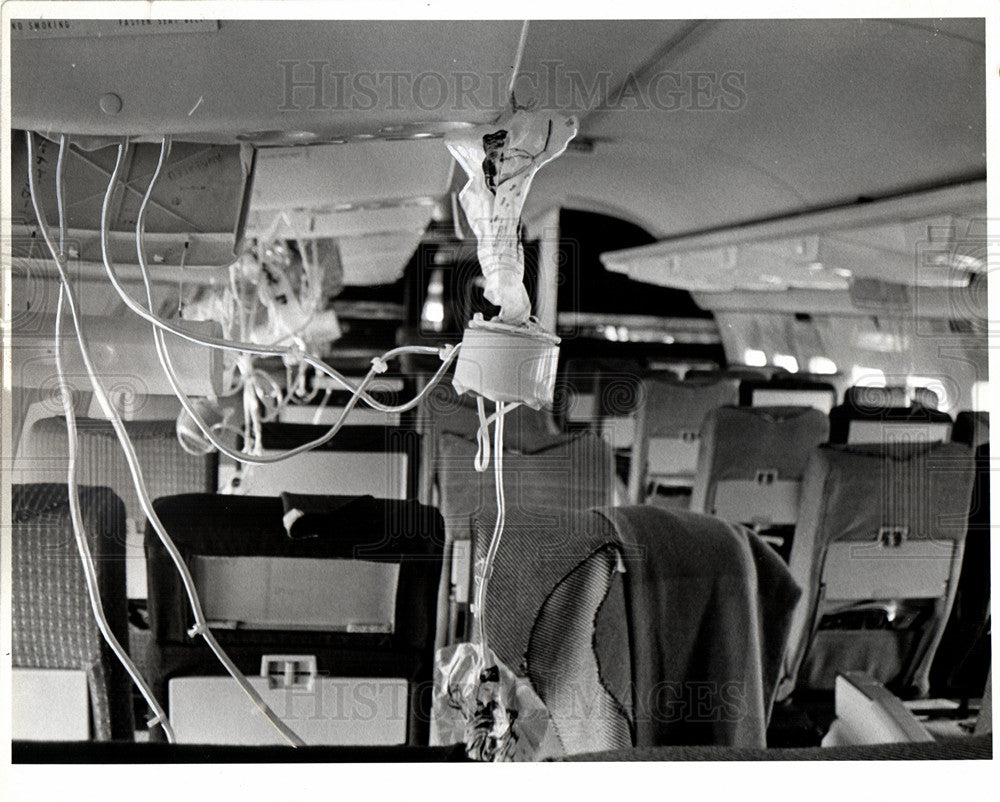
left=1, top=1, right=996, bottom=798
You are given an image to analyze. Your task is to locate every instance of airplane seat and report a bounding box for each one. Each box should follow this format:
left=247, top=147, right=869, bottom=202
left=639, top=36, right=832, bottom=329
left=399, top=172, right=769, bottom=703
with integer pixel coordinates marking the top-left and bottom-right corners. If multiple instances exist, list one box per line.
left=821, top=672, right=935, bottom=747
left=553, top=357, right=644, bottom=436
left=416, top=381, right=562, bottom=501
left=951, top=410, right=989, bottom=449
left=12, top=412, right=218, bottom=600
left=911, top=387, right=941, bottom=410
left=627, top=374, right=740, bottom=504
left=436, top=429, right=616, bottom=643
left=234, top=422, right=421, bottom=500
left=690, top=405, right=829, bottom=557
left=930, top=437, right=991, bottom=699
left=738, top=377, right=838, bottom=414
left=780, top=441, right=975, bottom=701
left=828, top=385, right=954, bottom=444
left=469, top=504, right=800, bottom=752
left=143, top=493, right=444, bottom=746
left=416, top=382, right=565, bottom=645
left=11, top=483, right=133, bottom=741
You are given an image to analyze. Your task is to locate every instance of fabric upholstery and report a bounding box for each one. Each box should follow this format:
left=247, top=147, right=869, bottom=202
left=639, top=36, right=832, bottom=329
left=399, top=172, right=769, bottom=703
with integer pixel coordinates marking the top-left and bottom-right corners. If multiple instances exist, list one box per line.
left=416, top=383, right=567, bottom=647
left=526, top=545, right=632, bottom=754
left=782, top=442, right=975, bottom=698
left=598, top=506, right=801, bottom=748
left=438, top=430, right=616, bottom=547
left=11, top=483, right=133, bottom=741
left=14, top=416, right=217, bottom=520
left=930, top=440, right=991, bottom=697
left=473, top=504, right=799, bottom=750
left=144, top=493, right=444, bottom=745
left=13, top=415, right=217, bottom=602
left=690, top=405, right=829, bottom=515
left=828, top=400, right=953, bottom=444
left=628, top=375, right=740, bottom=501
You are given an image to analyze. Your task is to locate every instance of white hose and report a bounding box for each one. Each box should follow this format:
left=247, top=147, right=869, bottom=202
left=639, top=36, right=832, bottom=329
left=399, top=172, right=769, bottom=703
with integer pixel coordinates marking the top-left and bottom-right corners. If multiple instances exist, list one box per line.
left=130, top=137, right=412, bottom=465
left=475, top=400, right=508, bottom=670
left=52, top=133, right=176, bottom=741
left=93, top=141, right=446, bottom=415
left=27, top=131, right=306, bottom=747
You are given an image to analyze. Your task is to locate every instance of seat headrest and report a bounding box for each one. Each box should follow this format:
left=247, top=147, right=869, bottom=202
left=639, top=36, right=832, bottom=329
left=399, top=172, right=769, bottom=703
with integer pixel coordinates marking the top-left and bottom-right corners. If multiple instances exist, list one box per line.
left=952, top=411, right=990, bottom=448
left=844, top=385, right=909, bottom=410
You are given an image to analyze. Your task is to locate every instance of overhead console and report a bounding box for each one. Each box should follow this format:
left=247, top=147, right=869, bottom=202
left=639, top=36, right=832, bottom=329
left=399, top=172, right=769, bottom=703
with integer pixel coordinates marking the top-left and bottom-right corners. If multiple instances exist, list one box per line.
left=599, top=181, right=986, bottom=301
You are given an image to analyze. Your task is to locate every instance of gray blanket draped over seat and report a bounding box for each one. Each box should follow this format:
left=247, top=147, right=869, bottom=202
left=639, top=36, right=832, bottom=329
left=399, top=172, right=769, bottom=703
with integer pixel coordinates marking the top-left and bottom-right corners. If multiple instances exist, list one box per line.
left=474, top=505, right=801, bottom=753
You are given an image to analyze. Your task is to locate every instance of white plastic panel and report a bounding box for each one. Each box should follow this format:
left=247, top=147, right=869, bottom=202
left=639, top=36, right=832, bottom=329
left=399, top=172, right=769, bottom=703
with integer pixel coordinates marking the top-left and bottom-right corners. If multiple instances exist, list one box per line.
left=451, top=539, right=471, bottom=605
left=647, top=435, right=700, bottom=477
left=194, top=556, right=399, bottom=632
left=248, top=140, right=455, bottom=211
left=336, top=230, right=426, bottom=286
left=238, top=451, right=408, bottom=499
left=711, top=479, right=801, bottom=526
left=169, top=676, right=408, bottom=746
left=847, top=420, right=951, bottom=445
left=12, top=668, right=90, bottom=741
left=565, top=392, right=598, bottom=423
left=278, top=404, right=400, bottom=427
left=822, top=540, right=955, bottom=601
left=751, top=388, right=836, bottom=414
left=599, top=415, right=636, bottom=450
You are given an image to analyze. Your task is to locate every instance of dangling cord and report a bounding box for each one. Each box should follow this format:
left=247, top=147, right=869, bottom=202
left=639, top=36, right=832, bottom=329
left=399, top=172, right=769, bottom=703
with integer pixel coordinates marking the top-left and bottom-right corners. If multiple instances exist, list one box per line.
left=475, top=400, right=507, bottom=672
left=474, top=396, right=491, bottom=472
left=29, top=131, right=305, bottom=747
left=52, top=135, right=174, bottom=741
left=474, top=397, right=522, bottom=474
left=507, top=20, right=530, bottom=110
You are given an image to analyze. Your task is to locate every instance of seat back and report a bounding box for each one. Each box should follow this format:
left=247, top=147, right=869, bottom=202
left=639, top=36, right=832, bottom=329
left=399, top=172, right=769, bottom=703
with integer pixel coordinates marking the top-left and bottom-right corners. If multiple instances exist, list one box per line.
left=554, top=357, right=645, bottom=434
left=929, top=440, right=992, bottom=698
left=236, top=422, right=420, bottom=500
left=13, top=412, right=217, bottom=599
left=472, top=505, right=800, bottom=751
left=690, top=406, right=829, bottom=546
left=739, top=378, right=838, bottom=414
left=416, top=383, right=566, bottom=644
left=952, top=410, right=990, bottom=448
left=11, top=484, right=133, bottom=741
left=782, top=441, right=975, bottom=698
left=416, top=382, right=561, bottom=502
left=829, top=387, right=953, bottom=445
left=628, top=374, right=739, bottom=502
left=144, top=493, right=444, bottom=746
left=439, top=430, right=616, bottom=640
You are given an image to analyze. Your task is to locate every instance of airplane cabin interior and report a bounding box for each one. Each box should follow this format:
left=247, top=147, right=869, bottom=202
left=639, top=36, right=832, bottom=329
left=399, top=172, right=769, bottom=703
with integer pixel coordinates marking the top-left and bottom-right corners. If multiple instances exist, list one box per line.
left=1, top=9, right=994, bottom=777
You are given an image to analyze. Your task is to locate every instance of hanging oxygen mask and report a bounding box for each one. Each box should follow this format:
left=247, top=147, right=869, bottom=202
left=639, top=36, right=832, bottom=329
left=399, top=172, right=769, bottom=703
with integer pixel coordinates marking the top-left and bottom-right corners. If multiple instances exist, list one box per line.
left=432, top=106, right=578, bottom=762
left=446, top=107, right=577, bottom=410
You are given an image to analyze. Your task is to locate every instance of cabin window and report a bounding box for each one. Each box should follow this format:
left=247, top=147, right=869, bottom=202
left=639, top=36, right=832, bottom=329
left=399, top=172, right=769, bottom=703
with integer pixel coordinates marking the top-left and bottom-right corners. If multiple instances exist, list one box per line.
left=850, top=366, right=886, bottom=388
left=772, top=354, right=799, bottom=373
left=971, top=380, right=990, bottom=412
left=807, top=356, right=838, bottom=375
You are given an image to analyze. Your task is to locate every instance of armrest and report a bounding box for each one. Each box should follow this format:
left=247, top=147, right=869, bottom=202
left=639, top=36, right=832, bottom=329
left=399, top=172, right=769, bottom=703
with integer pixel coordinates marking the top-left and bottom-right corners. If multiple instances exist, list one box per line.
left=822, top=672, right=934, bottom=747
